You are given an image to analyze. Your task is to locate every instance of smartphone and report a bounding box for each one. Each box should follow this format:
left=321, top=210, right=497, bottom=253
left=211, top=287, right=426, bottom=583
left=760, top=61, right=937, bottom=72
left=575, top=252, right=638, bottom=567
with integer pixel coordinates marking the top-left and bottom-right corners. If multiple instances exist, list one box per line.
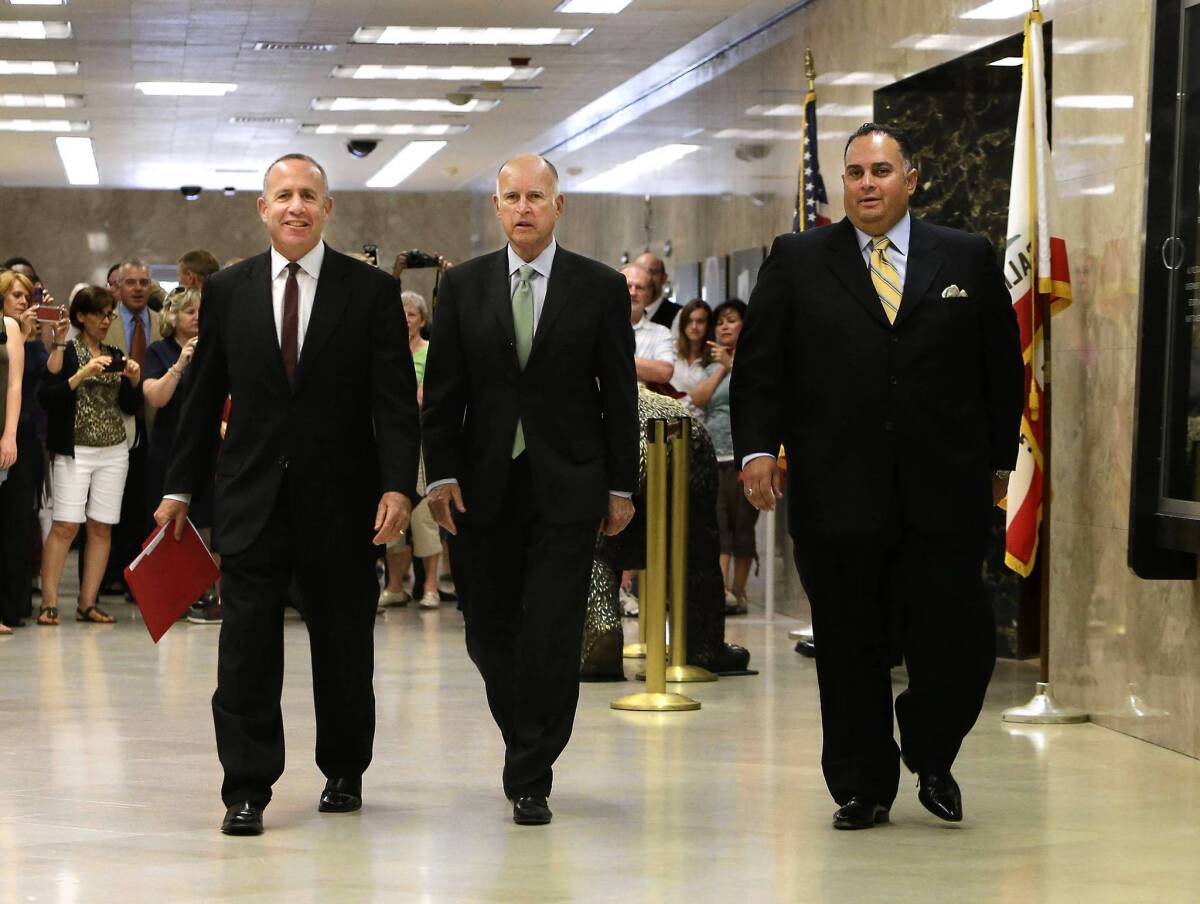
left=35, top=305, right=63, bottom=322
left=102, top=352, right=126, bottom=374
left=31, top=285, right=44, bottom=306
left=362, top=243, right=379, bottom=267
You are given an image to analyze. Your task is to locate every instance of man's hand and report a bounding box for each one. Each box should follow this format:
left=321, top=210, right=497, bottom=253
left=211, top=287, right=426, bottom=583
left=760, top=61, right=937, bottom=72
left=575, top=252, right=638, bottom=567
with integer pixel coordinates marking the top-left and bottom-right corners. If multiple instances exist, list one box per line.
left=154, top=497, right=190, bottom=540
left=992, top=475, right=1008, bottom=507
left=601, top=494, right=635, bottom=537
left=741, top=456, right=783, bottom=512
left=427, top=483, right=466, bottom=536
left=373, top=491, right=412, bottom=545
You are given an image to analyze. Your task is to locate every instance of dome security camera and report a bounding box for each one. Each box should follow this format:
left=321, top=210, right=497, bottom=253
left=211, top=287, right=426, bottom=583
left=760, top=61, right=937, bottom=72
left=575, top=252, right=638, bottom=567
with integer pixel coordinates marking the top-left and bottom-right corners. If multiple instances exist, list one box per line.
left=180, top=185, right=202, bottom=200
left=347, top=139, right=379, bottom=158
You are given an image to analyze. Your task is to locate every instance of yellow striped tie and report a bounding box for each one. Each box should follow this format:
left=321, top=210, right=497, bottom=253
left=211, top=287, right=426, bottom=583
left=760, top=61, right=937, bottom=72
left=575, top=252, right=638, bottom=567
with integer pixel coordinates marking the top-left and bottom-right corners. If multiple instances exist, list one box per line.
left=870, top=236, right=902, bottom=324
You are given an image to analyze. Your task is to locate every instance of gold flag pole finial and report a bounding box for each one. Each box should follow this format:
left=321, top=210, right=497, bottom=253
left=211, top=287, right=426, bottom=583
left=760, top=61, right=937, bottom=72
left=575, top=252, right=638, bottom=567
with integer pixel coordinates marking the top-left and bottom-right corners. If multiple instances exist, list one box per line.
left=804, top=48, right=816, bottom=92
left=1032, top=0, right=1040, bottom=12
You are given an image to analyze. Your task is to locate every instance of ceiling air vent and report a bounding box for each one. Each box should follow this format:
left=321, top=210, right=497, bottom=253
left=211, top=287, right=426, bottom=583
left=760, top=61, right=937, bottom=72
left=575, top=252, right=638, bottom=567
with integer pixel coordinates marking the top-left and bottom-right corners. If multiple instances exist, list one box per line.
left=229, top=116, right=295, bottom=125
left=250, top=41, right=338, bottom=53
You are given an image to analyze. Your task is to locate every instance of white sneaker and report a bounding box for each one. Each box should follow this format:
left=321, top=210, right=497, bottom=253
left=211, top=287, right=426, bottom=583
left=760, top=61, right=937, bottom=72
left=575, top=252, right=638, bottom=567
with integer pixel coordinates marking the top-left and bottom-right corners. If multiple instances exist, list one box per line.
left=418, top=590, right=440, bottom=610
left=379, top=589, right=412, bottom=608
left=723, top=588, right=737, bottom=608
left=619, top=587, right=639, bottom=617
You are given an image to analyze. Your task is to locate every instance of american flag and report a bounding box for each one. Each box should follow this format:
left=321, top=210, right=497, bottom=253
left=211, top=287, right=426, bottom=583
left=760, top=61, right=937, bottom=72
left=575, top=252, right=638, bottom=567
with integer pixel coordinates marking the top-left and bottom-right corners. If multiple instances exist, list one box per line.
left=793, top=88, right=830, bottom=233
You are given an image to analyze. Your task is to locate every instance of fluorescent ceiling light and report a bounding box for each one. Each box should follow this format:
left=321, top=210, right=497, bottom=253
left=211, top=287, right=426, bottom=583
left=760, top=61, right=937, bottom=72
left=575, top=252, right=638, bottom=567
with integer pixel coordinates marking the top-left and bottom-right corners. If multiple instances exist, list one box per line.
left=312, top=96, right=499, bottom=113
left=8, top=0, right=67, bottom=5
left=961, top=0, right=1029, bottom=19
left=816, top=71, right=893, bottom=87
left=300, top=123, right=469, bottom=136
left=817, top=103, right=873, bottom=118
left=0, top=20, right=71, bottom=38
left=1056, top=38, right=1123, bottom=54
left=0, top=117, right=87, bottom=131
left=555, top=0, right=633, bottom=12
left=1055, top=95, right=1134, bottom=109
left=713, top=128, right=801, bottom=140
left=364, top=140, right=446, bottom=188
left=0, top=92, right=82, bottom=107
left=746, top=103, right=803, bottom=117
left=333, top=64, right=542, bottom=82
left=989, top=57, right=1023, bottom=67
left=0, top=59, right=78, bottom=75
left=56, top=135, right=97, bottom=185
left=135, top=81, right=237, bottom=96
left=577, top=144, right=701, bottom=192
left=1057, top=134, right=1124, bottom=147
left=352, top=26, right=592, bottom=46
left=894, top=34, right=995, bottom=52
left=1078, top=184, right=1115, bottom=196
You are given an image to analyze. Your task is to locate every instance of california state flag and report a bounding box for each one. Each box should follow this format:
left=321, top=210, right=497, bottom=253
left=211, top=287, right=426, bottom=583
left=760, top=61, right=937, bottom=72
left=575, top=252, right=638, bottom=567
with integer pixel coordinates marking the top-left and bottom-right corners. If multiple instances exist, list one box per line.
left=1003, top=8, right=1073, bottom=577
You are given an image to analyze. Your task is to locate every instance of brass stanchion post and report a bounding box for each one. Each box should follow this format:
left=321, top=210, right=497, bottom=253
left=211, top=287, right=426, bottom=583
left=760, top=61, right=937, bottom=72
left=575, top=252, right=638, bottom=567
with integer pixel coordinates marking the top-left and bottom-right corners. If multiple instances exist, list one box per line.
left=665, top=417, right=716, bottom=683
left=623, top=569, right=647, bottom=659
left=612, top=419, right=700, bottom=712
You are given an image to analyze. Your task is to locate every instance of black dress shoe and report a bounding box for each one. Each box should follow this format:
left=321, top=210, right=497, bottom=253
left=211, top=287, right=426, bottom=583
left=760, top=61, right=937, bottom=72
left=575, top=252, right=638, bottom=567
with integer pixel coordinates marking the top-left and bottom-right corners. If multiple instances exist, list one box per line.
left=917, top=772, right=963, bottom=822
left=319, top=777, right=363, bottom=813
left=794, top=639, right=816, bottom=658
left=512, top=795, right=552, bottom=826
left=832, top=797, right=889, bottom=830
left=221, top=801, right=264, bottom=836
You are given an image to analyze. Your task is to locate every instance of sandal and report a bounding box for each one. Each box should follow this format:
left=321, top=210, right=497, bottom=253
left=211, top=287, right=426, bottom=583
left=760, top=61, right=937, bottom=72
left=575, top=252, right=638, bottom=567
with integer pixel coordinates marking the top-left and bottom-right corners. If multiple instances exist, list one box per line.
left=0, top=624, right=12, bottom=635
left=75, top=606, right=115, bottom=624
left=37, top=607, right=59, bottom=626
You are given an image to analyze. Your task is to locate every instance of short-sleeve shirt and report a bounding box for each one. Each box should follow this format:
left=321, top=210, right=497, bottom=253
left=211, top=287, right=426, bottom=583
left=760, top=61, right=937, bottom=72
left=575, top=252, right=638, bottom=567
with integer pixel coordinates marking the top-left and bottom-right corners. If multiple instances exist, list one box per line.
left=412, top=341, right=428, bottom=386
left=632, top=317, right=674, bottom=365
left=73, top=338, right=126, bottom=448
left=701, top=362, right=734, bottom=462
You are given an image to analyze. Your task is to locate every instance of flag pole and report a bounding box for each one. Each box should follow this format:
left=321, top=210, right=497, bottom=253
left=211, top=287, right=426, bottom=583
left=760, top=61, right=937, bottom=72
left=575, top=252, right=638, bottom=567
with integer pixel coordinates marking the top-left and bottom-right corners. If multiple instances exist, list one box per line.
left=1002, top=0, right=1086, bottom=724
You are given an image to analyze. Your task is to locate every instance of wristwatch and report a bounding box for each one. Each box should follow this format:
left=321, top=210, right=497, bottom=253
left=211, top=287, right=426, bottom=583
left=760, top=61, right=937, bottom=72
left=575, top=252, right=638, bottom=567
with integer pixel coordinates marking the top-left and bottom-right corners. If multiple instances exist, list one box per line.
left=993, top=469, right=1012, bottom=479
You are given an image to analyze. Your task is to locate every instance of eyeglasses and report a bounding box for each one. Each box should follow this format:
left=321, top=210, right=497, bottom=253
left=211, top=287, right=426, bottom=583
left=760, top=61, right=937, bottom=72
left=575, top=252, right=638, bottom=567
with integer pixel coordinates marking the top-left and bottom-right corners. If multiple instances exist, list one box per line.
left=91, top=310, right=116, bottom=321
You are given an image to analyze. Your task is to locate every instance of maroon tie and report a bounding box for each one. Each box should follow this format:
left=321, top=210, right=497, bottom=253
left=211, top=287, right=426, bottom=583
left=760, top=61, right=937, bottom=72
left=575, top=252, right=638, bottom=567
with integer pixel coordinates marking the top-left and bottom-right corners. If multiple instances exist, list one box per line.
left=281, top=261, right=300, bottom=381
left=131, top=316, right=147, bottom=366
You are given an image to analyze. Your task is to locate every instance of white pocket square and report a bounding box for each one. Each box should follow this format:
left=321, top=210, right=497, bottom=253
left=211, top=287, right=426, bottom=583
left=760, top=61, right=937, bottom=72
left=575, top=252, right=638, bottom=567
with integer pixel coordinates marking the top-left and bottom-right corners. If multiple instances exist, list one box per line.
left=941, top=284, right=969, bottom=299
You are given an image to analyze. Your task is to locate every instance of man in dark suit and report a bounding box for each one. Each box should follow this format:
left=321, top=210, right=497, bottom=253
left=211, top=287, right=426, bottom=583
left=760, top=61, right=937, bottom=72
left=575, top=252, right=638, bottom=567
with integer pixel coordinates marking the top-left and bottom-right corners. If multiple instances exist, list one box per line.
left=732, top=123, right=1023, bottom=830
left=422, top=153, right=638, bottom=826
left=155, top=153, right=419, bottom=836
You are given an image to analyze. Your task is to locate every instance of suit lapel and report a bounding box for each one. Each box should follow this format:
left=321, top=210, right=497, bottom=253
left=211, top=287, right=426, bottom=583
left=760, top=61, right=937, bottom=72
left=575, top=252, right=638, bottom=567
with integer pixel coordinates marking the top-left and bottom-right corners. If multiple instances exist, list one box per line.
left=293, top=244, right=349, bottom=392
left=824, top=218, right=891, bottom=330
left=528, top=246, right=575, bottom=362
left=244, top=251, right=289, bottom=390
left=488, top=248, right=518, bottom=367
left=893, top=217, right=944, bottom=328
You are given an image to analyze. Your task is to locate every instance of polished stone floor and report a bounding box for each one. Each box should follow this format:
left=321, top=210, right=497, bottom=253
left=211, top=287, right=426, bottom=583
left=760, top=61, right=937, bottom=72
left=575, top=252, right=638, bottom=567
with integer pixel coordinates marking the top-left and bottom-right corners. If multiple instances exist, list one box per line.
left=2, top=587, right=1199, bottom=904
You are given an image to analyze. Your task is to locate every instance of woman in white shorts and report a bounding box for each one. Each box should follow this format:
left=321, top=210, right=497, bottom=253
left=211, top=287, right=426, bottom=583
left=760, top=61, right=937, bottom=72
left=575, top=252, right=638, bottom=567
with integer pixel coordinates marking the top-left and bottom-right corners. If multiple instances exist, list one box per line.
left=36, top=286, right=142, bottom=625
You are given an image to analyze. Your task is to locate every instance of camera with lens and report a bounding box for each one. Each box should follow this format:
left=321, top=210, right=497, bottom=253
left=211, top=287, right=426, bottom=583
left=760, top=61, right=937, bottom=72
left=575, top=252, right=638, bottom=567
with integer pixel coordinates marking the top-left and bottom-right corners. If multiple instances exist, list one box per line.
left=404, top=250, right=441, bottom=269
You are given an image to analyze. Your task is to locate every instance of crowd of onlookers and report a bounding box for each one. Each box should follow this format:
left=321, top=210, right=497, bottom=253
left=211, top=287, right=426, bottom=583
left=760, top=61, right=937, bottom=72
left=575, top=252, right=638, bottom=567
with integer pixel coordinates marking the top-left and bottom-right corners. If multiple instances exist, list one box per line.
left=0, top=246, right=757, bottom=636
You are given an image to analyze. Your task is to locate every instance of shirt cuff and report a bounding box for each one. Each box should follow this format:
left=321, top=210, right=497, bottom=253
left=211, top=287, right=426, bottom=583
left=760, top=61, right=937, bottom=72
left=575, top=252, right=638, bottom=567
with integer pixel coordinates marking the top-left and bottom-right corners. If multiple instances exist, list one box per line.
left=741, top=452, right=776, bottom=469
left=164, top=493, right=191, bottom=504
left=425, top=478, right=458, bottom=494
left=610, top=491, right=632, bottom=499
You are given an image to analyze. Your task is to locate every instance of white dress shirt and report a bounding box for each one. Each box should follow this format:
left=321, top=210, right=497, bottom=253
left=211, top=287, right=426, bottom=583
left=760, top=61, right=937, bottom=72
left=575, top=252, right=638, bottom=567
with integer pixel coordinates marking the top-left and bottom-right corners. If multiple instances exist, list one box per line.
left=742, top=213, right=912, bottom=469
left=270, top=241, right=325, bottom=355
left=632, top=315, right=674, bottom=365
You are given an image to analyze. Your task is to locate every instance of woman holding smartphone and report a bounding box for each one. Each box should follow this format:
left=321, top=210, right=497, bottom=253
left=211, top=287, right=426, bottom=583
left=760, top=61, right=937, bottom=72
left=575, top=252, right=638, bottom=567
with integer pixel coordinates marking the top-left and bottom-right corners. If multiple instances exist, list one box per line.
left=37, top=286, right=142, bottom=626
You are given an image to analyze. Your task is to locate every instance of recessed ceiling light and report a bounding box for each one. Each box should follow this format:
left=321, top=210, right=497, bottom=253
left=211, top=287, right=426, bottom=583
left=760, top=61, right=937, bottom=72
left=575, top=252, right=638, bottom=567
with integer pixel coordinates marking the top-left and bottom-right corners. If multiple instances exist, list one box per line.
left=1077, top=184, right=1116, bottom=196
left=352, top=26, right=592, bottom=46
left=0, top=117, right=87, bottom=131
left=1057, top=135, right=1124, bottom=147
left=0, top=20, right=71, bottom=38
left=8, top=0, right=67, bottom=5
left=961, top=0, right=1029, bottom=19
left=300, top=123, right=470, bottom=136
left=364, top=140, right=447, bottom=188
left=56, top=135, right=97, bottom=185
left=555, top=0, right=633, bottom=11
left=713, top=128, right=802, bottom=141
left=745, top=103, right=804, bottom=117
left=1055, top=95, right=1134, bottom=109
left=816, top=71, right=893, bottom=87
left=0, top=59, right=78, bottom=75
left=135, top=81, right=237, bottom=96
left=332, top=64, right=542, bottom=82
left=989, top=57, right=1024, bottom=67
left=311, top=96, right=499, bottom=113
left=893, top=34, right=996, bottom=52
left=817, top=103, right=873, bottom=118
left=577, top=144, right=701, bottom=192
left=0, top=92, right=82, bottom=107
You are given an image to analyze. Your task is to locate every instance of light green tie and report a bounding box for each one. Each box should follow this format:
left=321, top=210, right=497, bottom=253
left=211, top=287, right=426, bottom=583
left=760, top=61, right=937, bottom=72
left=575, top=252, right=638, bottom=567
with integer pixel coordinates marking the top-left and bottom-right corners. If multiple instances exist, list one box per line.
left=511, top=264, right=534, bottom=457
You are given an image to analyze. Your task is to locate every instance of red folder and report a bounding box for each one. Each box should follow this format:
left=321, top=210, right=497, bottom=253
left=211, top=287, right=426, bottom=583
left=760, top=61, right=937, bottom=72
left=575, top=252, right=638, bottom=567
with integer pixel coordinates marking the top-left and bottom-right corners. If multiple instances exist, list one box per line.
left=124, top=519, right=220, bottom=643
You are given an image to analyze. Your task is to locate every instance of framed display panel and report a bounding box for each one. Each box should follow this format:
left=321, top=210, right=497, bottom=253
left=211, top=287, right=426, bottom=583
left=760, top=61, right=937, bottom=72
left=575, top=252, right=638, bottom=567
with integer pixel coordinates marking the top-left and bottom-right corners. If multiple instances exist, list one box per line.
left=703, top=255, right=729, bottom=306
left=731, top=246, right=766, bottom=301
left=673, top=261, right=701, bottom=307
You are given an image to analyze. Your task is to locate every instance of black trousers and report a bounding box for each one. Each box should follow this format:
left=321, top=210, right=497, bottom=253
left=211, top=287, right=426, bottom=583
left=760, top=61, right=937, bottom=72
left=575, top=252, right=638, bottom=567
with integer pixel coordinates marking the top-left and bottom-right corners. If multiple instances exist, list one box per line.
left=792, top=525, right=995, bottom=808
left=449, top=455, right=599, bottom=799
left=214, top=486, right=378, bottom=807
left=0, top=424, right=42, bottom=625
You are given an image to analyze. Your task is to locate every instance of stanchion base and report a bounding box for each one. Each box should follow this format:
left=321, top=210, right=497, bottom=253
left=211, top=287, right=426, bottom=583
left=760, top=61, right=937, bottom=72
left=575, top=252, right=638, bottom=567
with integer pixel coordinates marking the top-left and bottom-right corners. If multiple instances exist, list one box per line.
left=611, top=691, right=701, bottom=712
left=788, top=627, right=814, bottom=641
left=622, top=643, right=647, bottom=659
left=665, top=664, right=718, bottom=683
left=1001, top=682, right=1088, bottom=724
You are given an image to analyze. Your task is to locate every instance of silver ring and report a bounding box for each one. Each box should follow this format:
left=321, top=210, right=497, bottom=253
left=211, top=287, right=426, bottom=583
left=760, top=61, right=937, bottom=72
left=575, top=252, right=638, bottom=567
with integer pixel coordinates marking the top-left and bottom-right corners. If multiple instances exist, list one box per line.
left=745, top=487, right=754, bottom=496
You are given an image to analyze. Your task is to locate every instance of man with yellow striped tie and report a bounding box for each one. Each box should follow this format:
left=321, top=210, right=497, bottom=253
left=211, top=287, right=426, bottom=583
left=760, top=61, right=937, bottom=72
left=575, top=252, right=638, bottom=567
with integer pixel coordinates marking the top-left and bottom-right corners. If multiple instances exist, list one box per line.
left=731, top=123, right=1023, bottom=831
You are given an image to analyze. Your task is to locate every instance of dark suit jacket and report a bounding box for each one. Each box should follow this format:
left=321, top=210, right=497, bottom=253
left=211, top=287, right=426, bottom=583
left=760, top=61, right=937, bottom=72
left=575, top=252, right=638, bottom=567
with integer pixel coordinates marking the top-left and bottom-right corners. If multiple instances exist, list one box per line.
left=421, top=244, right=639, bottom=526
left=730, top=216, right=1023, bottom=540
left=649, top=297, right=681, bottom=329
left=164, top=244, right=420, bottom=556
